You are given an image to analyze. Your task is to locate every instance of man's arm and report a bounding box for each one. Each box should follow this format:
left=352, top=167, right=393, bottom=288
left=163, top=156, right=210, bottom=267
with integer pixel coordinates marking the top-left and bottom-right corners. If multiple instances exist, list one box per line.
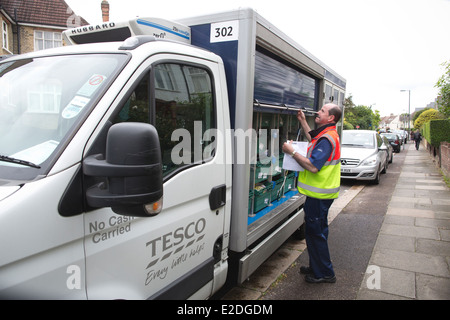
left=292, top=152, right=319, bottom=173
left=282, top=138, right=332, bottom=174
left=297, top=110, right=312, bottom=142
left=282, top=141, right=318, bottom=173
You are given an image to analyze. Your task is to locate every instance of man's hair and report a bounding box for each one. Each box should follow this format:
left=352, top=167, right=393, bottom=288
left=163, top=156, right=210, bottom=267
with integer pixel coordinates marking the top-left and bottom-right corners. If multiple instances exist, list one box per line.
left=328, top=105, right=342, bottom=123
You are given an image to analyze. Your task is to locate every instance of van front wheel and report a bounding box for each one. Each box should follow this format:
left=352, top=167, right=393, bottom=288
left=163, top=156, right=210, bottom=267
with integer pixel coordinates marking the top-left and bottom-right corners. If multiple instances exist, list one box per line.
left=293, top=223, right=306, bottom=240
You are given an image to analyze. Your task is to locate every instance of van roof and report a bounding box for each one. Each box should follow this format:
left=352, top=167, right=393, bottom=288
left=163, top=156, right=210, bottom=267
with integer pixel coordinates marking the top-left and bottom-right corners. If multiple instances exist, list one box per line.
left=2, top=37, right=221, bottom=66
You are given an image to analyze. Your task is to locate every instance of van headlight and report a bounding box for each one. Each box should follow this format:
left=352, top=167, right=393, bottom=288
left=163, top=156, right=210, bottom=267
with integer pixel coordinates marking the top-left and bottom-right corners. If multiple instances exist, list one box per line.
left=362, top=155, right=377, bottom=166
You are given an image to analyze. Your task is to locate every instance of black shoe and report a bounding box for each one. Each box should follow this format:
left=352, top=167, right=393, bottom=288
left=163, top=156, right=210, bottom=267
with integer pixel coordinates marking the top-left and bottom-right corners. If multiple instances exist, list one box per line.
left=299, top=266, right=313, bottom=274
left=305, top=274, right=336, bottom=284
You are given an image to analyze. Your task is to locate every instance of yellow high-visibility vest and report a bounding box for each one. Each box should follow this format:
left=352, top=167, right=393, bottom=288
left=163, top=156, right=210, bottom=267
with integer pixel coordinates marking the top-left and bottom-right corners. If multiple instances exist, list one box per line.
left=297, top=126, right=341, bottom=199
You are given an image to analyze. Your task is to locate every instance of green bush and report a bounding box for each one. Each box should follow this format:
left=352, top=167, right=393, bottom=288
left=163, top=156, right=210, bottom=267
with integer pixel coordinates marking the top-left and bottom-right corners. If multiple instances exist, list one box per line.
left=343, top=121, right=354, bottom=130
left=423, top=119, right=450, bottom=147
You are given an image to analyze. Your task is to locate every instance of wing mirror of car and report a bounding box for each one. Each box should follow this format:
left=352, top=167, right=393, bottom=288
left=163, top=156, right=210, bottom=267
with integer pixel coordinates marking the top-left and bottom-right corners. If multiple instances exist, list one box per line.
left=83, top=122, right=163, bottom=217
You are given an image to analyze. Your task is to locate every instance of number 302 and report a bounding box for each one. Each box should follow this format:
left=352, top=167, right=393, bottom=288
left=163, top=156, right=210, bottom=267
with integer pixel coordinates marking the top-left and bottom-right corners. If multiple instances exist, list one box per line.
left=214, top=26, right=233, bottom=38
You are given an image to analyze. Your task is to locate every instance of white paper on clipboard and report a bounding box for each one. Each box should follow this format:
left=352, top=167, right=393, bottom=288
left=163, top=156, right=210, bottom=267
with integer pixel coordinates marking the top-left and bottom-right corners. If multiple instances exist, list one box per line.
left=282, top=141, right=308, bottom=171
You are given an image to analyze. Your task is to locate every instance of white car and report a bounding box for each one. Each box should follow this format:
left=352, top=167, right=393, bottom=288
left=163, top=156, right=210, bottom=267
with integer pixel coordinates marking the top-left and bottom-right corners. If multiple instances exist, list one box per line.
left=340, top=130, right=389, bottom=184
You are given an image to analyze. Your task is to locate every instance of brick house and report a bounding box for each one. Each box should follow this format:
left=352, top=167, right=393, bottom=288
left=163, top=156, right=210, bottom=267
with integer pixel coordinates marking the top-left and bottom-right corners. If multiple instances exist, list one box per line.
left=0, top=0, right=89, bottom=56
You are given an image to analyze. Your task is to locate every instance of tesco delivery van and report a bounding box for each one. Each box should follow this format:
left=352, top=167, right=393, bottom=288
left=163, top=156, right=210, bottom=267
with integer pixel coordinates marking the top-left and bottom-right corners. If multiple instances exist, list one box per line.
left=0, top=8, right=345, bottom=299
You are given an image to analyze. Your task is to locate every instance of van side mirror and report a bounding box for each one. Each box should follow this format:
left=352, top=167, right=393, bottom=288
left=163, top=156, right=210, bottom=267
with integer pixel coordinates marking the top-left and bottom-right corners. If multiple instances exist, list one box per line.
left=84, top=122, right=163, bottom=217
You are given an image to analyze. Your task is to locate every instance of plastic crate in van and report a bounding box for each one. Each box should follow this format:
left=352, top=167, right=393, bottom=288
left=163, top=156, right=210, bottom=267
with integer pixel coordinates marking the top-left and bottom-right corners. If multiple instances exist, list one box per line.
left=283, top=172, right=296, bottom=193
left=254, top=161, right=271, bottom=183
left=248, top=190, right=254, bottom=215
left=253, top=183, right=270, bottom=212
left=270, top=177, right=284, bottom=201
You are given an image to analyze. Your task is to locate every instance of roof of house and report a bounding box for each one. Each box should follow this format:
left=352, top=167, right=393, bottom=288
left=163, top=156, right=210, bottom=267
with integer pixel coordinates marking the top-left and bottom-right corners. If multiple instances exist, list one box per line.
left=380, top=114, right=398, bottom=125
left=0, top=0, right=89, bottom=27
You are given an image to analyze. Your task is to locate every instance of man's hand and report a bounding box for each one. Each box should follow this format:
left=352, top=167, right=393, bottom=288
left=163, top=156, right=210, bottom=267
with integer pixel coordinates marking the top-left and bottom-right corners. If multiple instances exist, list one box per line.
left=297, top=109, right=306, bottom=122
left=282, top=140, right=318, bottom=173
left=282, top=140, right=294, bottom=155
left=297, top=109, right=312, bottom=142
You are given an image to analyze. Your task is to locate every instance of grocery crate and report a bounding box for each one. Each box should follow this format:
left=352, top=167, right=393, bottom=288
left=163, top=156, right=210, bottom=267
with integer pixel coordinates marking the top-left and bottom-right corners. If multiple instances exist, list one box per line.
left=270, top=154, right=283, bottom=176
left=283, top=172, right=296, bottom=193
left=253, top=183, right=270, bottom=212
left=248, top=190, right=254, bottom=215
left=270, top=177, right=284, bottom=201
left=253, top=161, right=271, bottom=183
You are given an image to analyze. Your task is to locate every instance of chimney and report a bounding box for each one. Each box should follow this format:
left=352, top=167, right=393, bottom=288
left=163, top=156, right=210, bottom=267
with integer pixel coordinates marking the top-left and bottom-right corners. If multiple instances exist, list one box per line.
left=101, top=0, right=110, bottom=22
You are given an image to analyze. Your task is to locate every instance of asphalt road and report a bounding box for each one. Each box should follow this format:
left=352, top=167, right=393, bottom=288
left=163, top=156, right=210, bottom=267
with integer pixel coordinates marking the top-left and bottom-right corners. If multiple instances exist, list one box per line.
left=260, top=147, right=407, bottom=300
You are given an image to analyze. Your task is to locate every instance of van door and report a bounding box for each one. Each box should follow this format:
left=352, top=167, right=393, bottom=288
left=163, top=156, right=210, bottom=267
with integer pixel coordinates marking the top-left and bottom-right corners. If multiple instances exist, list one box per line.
left=83, top=56, right=227, bottom=299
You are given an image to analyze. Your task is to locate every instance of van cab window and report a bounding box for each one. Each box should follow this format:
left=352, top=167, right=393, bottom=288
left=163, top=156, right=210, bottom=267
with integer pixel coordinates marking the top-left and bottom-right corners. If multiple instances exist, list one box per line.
left=113, top=62, right=215, bottom=178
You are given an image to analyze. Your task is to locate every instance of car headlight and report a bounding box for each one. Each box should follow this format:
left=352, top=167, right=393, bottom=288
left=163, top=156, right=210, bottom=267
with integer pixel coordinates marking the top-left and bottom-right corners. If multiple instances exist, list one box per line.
left=362, top=155, right=377, bottom=166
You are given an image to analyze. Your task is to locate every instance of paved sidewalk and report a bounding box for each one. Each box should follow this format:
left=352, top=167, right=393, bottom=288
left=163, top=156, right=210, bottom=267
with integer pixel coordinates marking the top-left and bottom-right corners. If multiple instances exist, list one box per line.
left=357, top=141, right=450, bottom=299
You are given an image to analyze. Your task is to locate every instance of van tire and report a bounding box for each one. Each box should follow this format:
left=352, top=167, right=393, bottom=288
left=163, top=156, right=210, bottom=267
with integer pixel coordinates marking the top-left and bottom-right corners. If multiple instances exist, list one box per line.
left=293, top=223, right=306, bottom=240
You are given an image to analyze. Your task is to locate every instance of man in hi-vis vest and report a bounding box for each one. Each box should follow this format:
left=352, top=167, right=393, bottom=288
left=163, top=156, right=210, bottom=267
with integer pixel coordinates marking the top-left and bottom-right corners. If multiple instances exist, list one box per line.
left=282, top=103, right=342, bottom=283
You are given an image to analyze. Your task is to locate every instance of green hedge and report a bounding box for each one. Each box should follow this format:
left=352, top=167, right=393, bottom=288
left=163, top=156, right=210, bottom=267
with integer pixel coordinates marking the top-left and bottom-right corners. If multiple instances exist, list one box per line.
left=423, top=119, right=450, bottom=147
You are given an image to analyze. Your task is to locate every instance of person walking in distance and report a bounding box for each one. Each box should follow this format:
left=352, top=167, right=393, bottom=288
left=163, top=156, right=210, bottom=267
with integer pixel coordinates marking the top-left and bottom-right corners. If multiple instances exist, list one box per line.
left=413, top=129, right=422, bottom=150
left=282, top=103, right=342, bottom=283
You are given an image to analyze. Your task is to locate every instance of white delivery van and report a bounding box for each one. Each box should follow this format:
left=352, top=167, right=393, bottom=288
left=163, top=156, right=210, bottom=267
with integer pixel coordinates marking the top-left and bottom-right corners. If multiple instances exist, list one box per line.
left=0, top=8, right=345, bottom=299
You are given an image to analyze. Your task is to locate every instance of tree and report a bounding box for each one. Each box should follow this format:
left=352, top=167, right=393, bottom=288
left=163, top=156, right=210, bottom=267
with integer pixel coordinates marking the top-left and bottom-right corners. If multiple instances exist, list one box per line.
left=343, top=95, right=356, bottom=129
left=413, top=107, right=431, bottom=123
left=353, top=105, right=375, bottom=129
left=414, top=109, right=443, bottom=129
left=435, top=60, right=450, bottom=117
left=342, top=95, right=379, bottom=129
left=372, top=109, right=381, bottom=129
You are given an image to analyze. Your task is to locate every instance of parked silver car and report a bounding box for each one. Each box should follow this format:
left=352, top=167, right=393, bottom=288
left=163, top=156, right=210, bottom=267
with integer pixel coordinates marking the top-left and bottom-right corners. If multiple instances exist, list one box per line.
left=340, top=130, right=389, bottom=184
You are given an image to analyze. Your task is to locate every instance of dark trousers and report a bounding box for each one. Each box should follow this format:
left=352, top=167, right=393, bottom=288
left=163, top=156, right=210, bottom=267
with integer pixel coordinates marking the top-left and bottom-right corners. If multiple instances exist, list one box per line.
left=304, top=196, right=335, bottom=278
left=415, top=139, right=420, bottom=150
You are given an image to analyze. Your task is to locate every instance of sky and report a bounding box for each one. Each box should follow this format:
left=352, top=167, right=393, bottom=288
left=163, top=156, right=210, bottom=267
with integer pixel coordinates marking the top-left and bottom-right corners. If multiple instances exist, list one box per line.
left=65, top=0, right=450, bottom=117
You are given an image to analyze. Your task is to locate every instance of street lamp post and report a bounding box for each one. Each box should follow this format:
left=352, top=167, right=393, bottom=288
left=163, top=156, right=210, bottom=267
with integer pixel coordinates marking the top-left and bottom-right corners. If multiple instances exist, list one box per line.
left=369, top=103, right=375, bottom=130
left=400, top=89, right=411, bottom=137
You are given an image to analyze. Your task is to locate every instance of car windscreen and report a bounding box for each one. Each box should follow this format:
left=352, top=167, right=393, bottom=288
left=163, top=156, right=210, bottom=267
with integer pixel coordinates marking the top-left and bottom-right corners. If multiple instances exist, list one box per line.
left=341, top=131, right=375, bottom=148
left=0, top=53, right=129, bottom=181
left=381, top=133, right=398, bottom=140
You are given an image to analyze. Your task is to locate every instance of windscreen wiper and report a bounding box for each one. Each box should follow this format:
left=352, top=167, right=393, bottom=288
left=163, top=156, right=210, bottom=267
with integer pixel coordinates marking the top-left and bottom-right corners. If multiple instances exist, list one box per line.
left=0, top=155, right=41, bottom=169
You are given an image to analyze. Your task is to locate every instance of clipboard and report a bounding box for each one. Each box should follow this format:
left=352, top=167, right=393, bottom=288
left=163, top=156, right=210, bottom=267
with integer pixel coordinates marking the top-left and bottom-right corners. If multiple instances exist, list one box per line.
left=282, top=141, right=308, bottom=171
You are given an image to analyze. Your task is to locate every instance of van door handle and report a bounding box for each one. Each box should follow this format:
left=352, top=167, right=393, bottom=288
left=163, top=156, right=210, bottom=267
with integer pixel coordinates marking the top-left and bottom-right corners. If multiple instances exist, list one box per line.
left=209, top=184, right=226, bottom=211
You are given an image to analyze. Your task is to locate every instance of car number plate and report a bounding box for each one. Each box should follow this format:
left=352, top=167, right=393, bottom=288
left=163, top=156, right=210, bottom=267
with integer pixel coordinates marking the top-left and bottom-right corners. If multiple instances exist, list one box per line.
left=342, top=168, right=352, bottom=173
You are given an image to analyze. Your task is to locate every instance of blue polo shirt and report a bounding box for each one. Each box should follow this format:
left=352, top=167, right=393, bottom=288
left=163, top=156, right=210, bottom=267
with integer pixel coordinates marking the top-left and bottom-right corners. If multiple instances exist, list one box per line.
left=309, top=138, right=333, bottom=171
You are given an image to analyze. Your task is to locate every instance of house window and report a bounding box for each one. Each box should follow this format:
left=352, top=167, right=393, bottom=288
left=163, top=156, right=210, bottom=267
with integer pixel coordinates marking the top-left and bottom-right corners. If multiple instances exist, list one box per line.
left=27, top=81, right=62, bottom=114
left=154, top=64, right=176, bottom=91
left=34, top=31, right=62, bottom=51
left=2, top=21, right=8, bottom=50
